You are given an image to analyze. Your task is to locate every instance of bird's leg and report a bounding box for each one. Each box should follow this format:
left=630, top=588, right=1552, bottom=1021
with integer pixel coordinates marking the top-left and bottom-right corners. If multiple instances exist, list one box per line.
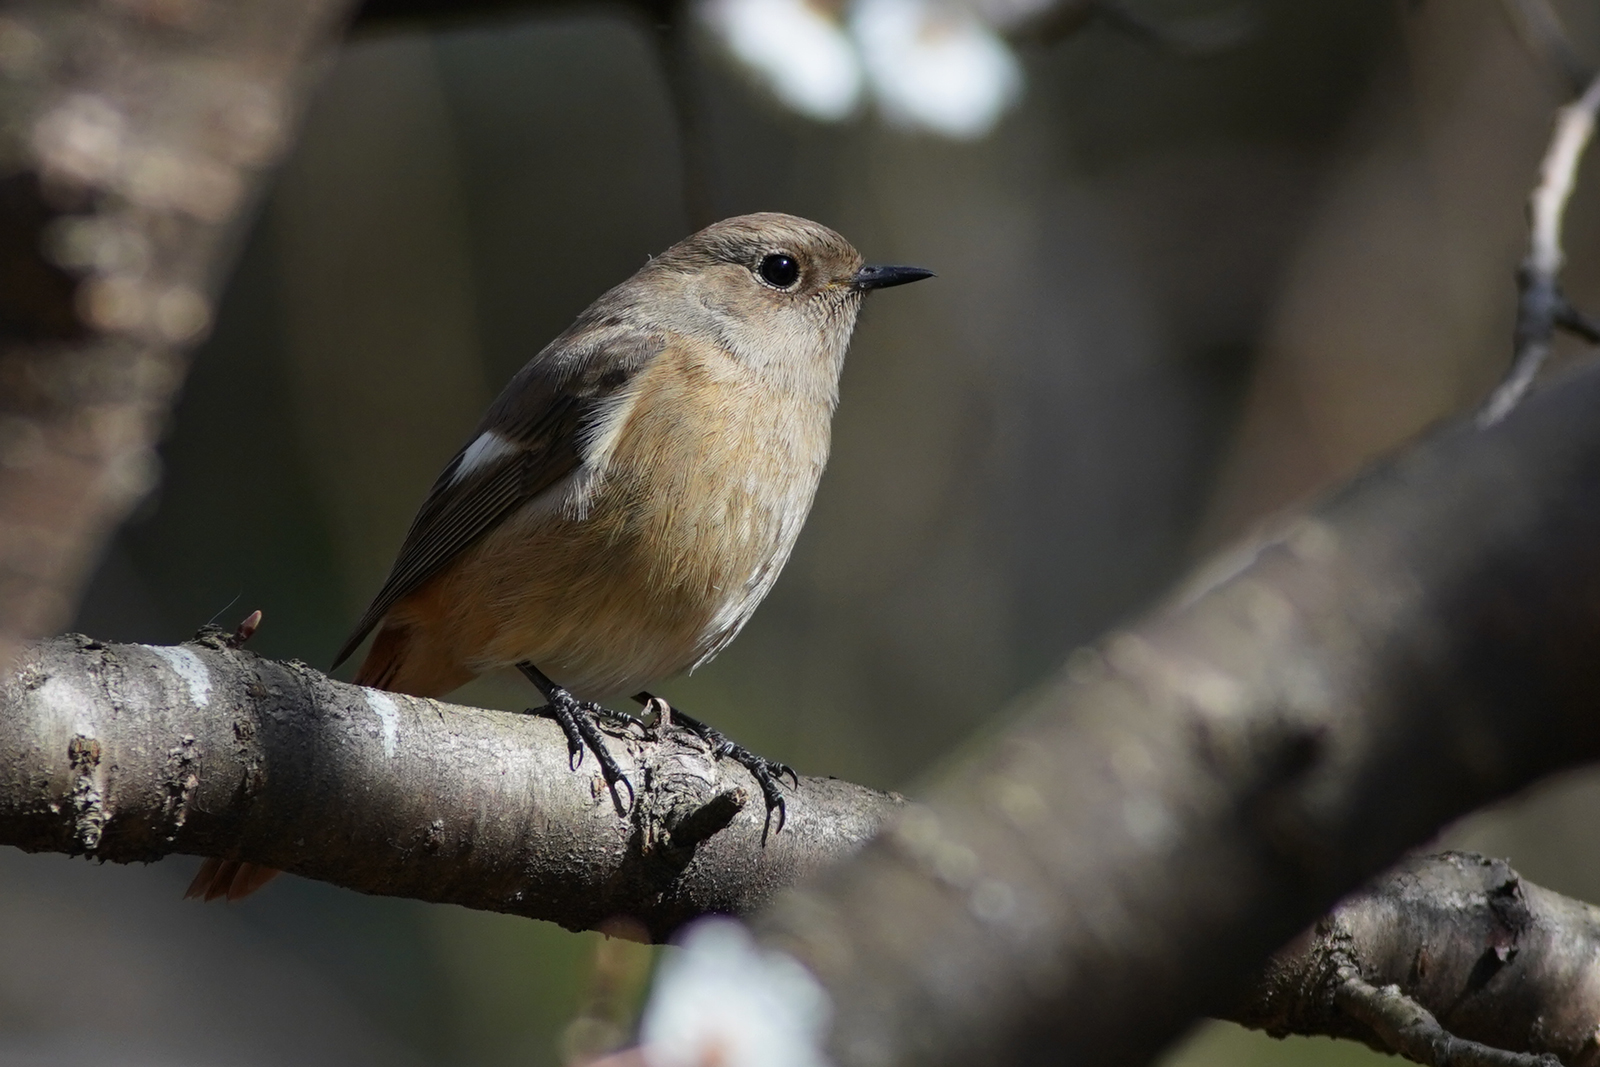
left=634, top=691, right=797, bottom=836
left=518, top=662, right=637, bottom=814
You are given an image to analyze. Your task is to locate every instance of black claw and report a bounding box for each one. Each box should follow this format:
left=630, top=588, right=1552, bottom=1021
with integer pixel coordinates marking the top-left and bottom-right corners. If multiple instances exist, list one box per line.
left=519, top=663, right=635, bottom=816
left=659, top=706, right=796, bottom=837
left=540, top=701, right=587, bottom=769
left=594, top=704, right=647, bottom=730
left=744, top=763, right=787, bottom=839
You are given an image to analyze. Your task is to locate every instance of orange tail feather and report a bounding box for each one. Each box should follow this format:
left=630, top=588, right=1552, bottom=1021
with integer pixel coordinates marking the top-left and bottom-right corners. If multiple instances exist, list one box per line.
left=185, top=858, right=281, bottom=902
left=354, top=620, right=472, bottom=698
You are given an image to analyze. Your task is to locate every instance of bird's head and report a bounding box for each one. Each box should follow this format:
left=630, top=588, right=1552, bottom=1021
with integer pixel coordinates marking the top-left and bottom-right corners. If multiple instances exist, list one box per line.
left=637, top=212, right=933, bottom=399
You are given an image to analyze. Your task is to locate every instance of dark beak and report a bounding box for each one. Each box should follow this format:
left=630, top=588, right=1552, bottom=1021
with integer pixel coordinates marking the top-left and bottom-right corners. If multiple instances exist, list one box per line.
left=853, top=264, right=935, bottom=291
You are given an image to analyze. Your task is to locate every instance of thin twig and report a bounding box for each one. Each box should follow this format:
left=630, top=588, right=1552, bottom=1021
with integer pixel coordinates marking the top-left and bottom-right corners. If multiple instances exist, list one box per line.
left=226, top=609, right=263, bottom=649
left=1478, top=71, right=1600, bottom=426
left=1334, top=972, right=1560, bottom=1067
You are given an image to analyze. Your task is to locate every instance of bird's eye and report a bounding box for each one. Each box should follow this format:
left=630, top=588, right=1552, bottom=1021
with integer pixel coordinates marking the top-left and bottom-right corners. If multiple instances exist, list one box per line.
left=758, top=253, right=800, bottom=288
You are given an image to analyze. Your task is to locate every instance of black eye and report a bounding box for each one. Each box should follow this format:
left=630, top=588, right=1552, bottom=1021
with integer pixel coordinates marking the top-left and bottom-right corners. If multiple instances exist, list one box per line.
left=758, top=253, right=800, bottom=288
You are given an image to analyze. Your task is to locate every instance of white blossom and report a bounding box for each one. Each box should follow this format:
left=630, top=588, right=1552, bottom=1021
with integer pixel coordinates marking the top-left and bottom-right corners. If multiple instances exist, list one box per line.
left=851, top=0, right=1022, bottom=139
left=640, top=918, right=833, bottom=1067
left=699, top=0, right=865, bottom=121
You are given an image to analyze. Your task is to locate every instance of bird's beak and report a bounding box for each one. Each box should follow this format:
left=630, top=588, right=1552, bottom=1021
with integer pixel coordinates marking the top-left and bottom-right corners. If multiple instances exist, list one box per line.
left=852, top=265, right=935, bottom=291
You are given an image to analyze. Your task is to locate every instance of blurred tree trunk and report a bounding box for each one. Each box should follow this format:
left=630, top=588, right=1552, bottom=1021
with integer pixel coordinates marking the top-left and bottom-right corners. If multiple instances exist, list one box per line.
left=0, top=0, right=356, bottom=672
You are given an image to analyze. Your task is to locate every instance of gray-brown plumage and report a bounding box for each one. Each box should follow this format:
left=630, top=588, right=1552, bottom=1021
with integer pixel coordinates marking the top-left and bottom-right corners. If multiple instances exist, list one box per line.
left=338, top=212, right=928, bottom=700
left=190, top=212, right=930, bottom=901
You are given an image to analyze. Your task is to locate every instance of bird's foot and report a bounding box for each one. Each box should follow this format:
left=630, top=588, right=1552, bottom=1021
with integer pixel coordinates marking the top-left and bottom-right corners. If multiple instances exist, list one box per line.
left=636, top=692, right=797, bottom=837
left=519, top=664, right=637, bottom=814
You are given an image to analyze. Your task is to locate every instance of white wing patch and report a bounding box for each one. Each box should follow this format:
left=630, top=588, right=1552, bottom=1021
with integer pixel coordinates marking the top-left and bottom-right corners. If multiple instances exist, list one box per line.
left=580, top=383, right=645, bottom=471
left=560, top=383, right=647, bottom=522
left=451, top=431, right=520, bottom=484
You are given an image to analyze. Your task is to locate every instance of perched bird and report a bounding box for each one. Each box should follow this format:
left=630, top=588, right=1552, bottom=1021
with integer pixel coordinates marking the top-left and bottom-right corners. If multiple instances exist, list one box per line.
left=188, top=212, right=931, bottom=901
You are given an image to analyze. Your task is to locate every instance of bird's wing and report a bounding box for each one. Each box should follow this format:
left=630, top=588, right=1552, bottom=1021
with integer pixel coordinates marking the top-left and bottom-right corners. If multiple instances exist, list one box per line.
left=331, top=325, right=664, bottom=669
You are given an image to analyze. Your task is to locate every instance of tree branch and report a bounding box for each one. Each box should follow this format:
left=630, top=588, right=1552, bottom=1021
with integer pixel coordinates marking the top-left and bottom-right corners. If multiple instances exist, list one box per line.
left=1230, top=852, right=1592, bottom=1067
left=0, top=630, right=901, bottom=941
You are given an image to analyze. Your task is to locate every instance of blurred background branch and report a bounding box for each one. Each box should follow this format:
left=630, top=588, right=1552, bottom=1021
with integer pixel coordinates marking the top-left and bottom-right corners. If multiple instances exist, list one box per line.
left=723, top=355, right=1600, bottom=1067
left=1500, top=0, right=1594, bottom=91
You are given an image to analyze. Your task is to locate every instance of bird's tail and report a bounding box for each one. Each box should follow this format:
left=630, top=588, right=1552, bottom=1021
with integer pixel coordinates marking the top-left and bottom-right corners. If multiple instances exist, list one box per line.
left=188, top=617, right=468, bottom=903
left=353, top=622, right=408, bottom=690
left=353, top=620, right=472, bottom=697
left=186, top=626, right=402, bottom=903
left=184, top=858, right=280, bottom=901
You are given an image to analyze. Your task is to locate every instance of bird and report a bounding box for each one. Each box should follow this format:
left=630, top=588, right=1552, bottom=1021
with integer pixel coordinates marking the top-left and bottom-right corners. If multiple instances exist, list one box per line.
left=187, top=212, right=931, bottom=901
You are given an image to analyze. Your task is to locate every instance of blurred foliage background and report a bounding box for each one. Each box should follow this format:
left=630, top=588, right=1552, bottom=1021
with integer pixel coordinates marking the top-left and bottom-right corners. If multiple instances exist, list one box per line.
left=7, top=0, right=1600, bottom=1063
